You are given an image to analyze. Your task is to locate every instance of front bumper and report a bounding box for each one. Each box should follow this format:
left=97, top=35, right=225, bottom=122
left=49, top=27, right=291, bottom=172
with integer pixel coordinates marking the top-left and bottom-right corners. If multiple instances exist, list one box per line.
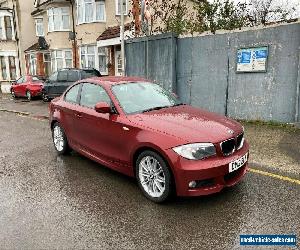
left=166, top=141, right=250, bottom=197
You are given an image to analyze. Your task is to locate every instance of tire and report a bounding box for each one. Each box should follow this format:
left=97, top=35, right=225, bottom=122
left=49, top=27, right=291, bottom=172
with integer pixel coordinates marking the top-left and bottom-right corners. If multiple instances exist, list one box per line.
left=11, top=89, right=16, bottom=98
left=26, top=90, right=32, bottom=101
left=136, top=150, right=173, bottom=203
left=42, top=93, right=49, bottom=102
left=52, top=122, right=70, bottom=155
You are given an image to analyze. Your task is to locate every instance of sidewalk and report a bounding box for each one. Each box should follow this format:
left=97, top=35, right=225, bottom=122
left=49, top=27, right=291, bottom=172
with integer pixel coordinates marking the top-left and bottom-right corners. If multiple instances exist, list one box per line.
left=1, top=93, right=299, bottom=177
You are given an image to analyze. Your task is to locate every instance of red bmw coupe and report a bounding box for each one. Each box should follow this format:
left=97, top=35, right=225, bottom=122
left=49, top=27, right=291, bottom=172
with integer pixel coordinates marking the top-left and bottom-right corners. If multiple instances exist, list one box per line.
left=49, top=77, right=249, bottom=203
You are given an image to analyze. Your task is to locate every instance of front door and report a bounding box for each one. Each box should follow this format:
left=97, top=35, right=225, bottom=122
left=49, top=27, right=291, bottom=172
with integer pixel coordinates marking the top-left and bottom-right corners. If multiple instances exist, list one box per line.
left=114, top=49, right=123, bottom=76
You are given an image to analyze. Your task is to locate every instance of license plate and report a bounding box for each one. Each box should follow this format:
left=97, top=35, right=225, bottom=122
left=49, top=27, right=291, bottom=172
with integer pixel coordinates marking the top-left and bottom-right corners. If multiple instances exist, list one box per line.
left=229, top=153, right=248, bottom=173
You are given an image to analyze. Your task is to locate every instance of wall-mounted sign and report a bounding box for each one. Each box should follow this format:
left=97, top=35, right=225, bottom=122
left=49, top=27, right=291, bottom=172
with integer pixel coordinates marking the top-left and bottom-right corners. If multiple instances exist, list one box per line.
left=237, top=46, right=268, bottom=73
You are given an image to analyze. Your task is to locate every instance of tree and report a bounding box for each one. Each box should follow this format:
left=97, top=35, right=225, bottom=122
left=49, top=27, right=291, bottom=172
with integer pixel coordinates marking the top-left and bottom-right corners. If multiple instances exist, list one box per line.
left=245, top=0, right=298, bottom=26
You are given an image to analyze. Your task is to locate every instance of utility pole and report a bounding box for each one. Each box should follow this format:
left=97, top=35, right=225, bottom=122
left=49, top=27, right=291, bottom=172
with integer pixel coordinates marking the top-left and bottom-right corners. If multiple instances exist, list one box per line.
left=120, top=0, right=125, bottom=76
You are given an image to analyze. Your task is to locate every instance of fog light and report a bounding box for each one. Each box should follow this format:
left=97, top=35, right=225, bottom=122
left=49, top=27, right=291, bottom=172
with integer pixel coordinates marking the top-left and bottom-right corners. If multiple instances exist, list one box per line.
left=188, top=181, right=197, bottom=189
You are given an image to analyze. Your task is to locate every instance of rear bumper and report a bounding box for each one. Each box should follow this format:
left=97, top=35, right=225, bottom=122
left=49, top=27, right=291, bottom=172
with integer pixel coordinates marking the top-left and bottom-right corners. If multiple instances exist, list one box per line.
left=166, top=141, right=250, bottom=197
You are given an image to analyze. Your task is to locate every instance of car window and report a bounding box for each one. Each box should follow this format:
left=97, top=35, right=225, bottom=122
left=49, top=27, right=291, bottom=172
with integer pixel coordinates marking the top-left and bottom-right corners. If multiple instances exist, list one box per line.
left=65, top=84, right=81, bottom=104
left=80, top=83, right=110, bottom=108
left=49, top=72, right=58, bottom=82
left=57, top=71, right=68, bottom=82
left=81, top=70, right=100, bottom=79
left=32, top=76, right=40, bottom=81
left=67, top=71, right=80, bottom=82
left=16, top=77, right=24, bottom=84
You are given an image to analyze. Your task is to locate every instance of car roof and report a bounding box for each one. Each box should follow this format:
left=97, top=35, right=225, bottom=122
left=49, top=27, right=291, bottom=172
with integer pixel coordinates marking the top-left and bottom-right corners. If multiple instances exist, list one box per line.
left=85, top=76, right=153, bottom=87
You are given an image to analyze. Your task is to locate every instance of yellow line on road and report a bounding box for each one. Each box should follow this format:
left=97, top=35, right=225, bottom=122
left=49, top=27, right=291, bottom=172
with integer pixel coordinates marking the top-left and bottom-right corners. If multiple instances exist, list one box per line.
left=249, top=168, right=300, bottom=185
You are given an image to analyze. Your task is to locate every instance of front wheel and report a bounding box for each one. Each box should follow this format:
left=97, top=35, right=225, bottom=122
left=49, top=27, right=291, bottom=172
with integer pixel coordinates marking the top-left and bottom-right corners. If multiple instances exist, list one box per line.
left=136, top=151, right=173, bottom=203
left=11, top=89, right=16, bottom=98
left=26, top=90, right=32, bottom=101
left=52, top=122, right=70, bottom=155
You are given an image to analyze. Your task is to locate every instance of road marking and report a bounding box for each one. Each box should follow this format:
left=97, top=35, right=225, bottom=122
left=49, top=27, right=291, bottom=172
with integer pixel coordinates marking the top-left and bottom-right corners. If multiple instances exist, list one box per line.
left=249, top=168, right=300, bottom=185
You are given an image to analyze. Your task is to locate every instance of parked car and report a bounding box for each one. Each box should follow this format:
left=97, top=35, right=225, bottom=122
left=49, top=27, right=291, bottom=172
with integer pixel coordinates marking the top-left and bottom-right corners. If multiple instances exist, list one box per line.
left=49, top=77, right=249, bottom=203
left=10, top=75, right=44, bottom=101
left=42, top=68, right=101, bottom=102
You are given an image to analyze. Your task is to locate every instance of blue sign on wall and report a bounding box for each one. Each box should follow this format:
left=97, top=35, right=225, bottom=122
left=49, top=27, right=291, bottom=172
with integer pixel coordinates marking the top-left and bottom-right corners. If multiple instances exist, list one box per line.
left=237, top=46, right=268, bottom=72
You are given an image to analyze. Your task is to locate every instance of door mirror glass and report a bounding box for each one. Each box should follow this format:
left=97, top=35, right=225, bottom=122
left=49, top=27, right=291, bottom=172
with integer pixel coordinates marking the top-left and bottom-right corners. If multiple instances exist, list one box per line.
left=95, top=102, right=111, bottom=114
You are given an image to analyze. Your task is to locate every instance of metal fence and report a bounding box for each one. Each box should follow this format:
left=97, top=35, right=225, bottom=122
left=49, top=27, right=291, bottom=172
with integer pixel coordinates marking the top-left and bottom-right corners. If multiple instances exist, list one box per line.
left=125, top=22, right=300, bottom=123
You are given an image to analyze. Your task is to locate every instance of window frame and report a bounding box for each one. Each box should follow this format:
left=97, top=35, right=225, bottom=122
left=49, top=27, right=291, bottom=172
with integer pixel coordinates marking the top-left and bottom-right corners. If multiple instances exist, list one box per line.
left=64, top=83, right=82, bottom=104
left=115, top=0, right=128, bottom=16
left=48, top=7, right=70, bottom=32
left=0, top=14, right=15, bottom=41
left=35, top=18, right=44, bottom=37
left=79, top=82, right=112, bottom=109
left=51, top=49, right=73, bottom=72
left=76, top=0, right=106, bottom=25
left=80, top=45, right=108, bottom=75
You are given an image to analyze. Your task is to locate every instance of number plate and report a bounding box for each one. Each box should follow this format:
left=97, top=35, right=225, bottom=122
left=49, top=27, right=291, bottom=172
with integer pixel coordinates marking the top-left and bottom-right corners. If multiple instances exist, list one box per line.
left=229, top=153, right=248, bottom=173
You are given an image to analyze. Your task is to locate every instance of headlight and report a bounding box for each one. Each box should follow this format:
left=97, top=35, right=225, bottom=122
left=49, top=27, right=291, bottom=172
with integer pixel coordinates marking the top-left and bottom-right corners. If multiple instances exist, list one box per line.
left=173, top=143, right=216, bottom=160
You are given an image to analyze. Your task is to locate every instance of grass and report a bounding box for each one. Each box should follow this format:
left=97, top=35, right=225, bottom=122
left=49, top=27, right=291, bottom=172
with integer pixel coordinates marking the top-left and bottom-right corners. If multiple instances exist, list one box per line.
left=238, top=119, right=300, bottom=132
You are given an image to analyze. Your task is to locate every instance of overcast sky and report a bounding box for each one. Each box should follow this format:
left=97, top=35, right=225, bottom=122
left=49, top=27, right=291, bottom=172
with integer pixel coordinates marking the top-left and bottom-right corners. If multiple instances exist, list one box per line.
left=208, top=0, right=300, bottom=18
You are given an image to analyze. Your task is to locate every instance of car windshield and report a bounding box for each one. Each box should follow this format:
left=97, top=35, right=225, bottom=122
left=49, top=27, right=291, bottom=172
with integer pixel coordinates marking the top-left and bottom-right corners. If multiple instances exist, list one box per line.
left=112, top=82, right=182, bottom=114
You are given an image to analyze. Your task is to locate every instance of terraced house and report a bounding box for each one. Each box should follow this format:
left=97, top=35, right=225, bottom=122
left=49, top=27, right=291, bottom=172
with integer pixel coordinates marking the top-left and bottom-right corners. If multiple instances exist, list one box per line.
left=26, top=0, right=133, bottom=79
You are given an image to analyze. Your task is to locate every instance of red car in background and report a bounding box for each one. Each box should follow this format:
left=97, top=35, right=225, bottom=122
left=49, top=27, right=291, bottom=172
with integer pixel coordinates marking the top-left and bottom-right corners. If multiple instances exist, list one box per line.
left=11, top=75, right=44, bottom=101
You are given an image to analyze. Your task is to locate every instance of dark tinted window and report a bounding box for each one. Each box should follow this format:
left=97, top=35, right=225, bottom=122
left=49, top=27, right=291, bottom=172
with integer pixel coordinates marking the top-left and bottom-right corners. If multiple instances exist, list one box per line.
left=67, top=71, right=80, bottom=82
left=81, top=70, right=100, bottom=79
left=65, top=84, right=81, bottom=104
left=80, top=83, right=110, bottom=108
left=57, top=71, right=68, bottom=81
left=49, top=72, right=58, bottom=82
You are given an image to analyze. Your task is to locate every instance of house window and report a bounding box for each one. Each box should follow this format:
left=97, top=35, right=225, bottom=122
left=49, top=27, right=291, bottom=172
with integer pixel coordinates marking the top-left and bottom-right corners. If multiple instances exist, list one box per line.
left=29, top=54, right=37, bottom=75
left=9, top=56, right=16, bottom=80
left=0, top=56, right=7, bottom=80
left=48, top=7, right=70, bottom=32
left=51, top=49, right=73, bottom=72
left=43, top=53, right=51, bottom=76
left=4, top=16, right=12, bottom=40
left=81, top=45, right=96, bottom=68
left=98, top=47, right=108, bottom=75
left=77, top=0, right=105, bottom=24
left=116, top=0, right=128, bottom=15
left=35, top=18, right=44, bottom=36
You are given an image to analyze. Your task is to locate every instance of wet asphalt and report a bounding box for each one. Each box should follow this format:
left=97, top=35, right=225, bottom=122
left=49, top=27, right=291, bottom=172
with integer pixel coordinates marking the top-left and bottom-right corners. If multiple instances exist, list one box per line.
left=0, top=99, right=299, bottom=249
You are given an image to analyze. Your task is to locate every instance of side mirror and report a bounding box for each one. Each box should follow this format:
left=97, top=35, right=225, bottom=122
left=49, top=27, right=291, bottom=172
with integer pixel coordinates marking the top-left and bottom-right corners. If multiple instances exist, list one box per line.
left=95, top=102, right=111, bottom=114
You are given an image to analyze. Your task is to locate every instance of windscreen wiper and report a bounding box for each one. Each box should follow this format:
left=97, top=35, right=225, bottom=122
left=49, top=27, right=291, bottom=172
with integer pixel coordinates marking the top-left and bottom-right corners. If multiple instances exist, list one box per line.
left=142, top=106, right=170, bottom=113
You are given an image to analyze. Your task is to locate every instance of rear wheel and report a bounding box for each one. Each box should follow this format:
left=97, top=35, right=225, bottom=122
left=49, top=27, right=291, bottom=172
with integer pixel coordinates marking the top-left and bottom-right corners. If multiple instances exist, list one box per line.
left=136, top=150, right=172, bottom=203
left=26, top=90, right=32, bottom=101
left=42, top=93, right=49, bottom=102
left=52, top=122, right=70, bottom=155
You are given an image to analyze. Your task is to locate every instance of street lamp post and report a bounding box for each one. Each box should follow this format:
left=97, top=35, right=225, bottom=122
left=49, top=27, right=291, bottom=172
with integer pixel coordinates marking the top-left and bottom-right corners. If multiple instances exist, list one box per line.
left=120, top=0, right=125, bottom=76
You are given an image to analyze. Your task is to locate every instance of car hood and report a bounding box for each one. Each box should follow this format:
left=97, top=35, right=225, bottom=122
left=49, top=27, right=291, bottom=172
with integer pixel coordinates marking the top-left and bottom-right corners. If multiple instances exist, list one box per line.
left=128, top=105, right=243, bottom=144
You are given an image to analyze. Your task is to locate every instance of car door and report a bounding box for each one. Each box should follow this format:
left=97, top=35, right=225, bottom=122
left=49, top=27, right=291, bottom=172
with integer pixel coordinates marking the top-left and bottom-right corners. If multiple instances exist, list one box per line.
left=13, top=76, right=25, bottom=96
left=19, top=76, right=29, bottom=96
left=74, top=82, right=131, bottom=166
left=59, top=83, right=82, bottom=148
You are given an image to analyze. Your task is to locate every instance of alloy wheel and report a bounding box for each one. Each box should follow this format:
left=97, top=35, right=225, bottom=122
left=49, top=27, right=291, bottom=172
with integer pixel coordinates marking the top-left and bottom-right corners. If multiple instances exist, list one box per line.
left=26, top=91, right=32, bottom=101
left=138, top=156, right=166, bottom=198
left=53, top=125, right=64, bottom=152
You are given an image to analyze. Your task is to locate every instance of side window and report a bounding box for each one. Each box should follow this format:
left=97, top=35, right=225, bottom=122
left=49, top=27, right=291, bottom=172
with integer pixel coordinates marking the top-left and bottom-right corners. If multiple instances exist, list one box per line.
left=16, top=77, right=24, bottom=84
left=65, top=84, right=81, bottom=104
left=57, top=71, right=68, bottom=81
left=67, top=70, right=79, bottom=82
left=80, top=83, right=110, bottom=108
left=49, top=72, right=58, bottom=82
